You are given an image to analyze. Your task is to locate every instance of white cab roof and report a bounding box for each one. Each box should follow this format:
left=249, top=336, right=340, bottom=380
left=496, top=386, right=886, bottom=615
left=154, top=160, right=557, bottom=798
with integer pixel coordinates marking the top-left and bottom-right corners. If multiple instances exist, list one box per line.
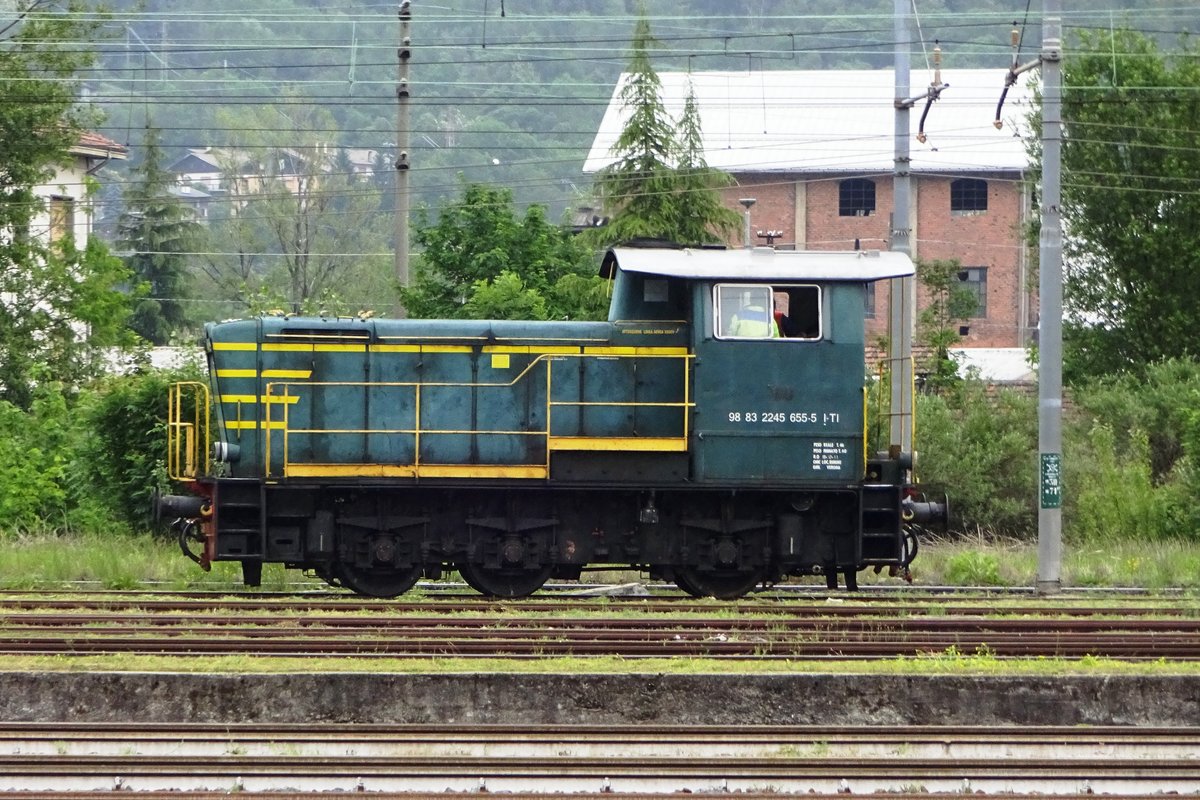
left=604, top=246, right=914, bottom=281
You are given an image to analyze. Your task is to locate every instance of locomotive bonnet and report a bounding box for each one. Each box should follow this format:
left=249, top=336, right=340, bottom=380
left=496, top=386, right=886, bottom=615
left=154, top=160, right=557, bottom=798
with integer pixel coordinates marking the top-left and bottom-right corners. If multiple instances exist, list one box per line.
left=160, top=244, right=945, bottom=598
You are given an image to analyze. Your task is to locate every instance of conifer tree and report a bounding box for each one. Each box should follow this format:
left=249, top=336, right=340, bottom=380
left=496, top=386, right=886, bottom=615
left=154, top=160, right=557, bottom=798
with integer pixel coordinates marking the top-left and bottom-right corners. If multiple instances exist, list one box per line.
left=586, top=13, right=738, bottom=248
left=671, top=77, right=740, bottom=244
left=117, top=124, right=201, bottom=344
left=586, top=13, right=677, bottom=247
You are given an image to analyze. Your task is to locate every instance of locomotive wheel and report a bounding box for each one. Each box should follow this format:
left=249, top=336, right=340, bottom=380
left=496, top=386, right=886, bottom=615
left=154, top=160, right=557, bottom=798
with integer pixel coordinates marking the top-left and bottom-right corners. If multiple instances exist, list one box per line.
left=336, top=562, right=422, bottom=598
left=458, top=561, right=553, bottom=598
left=674, top=566, right=764, bottom=600
left=672, top=570, right=707, bottom=598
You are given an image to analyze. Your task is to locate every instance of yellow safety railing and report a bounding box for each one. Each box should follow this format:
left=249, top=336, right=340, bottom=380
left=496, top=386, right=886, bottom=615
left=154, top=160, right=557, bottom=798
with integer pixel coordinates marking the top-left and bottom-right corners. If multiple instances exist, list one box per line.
left=862, top=386, right=869, bottom=477
left=167, top=381, right=211, bottom=480
left=262, top=351, right=693, bottom=478
left=870, top=355, right=918, bottom=480
left=544, top=352, right=692, bottom=452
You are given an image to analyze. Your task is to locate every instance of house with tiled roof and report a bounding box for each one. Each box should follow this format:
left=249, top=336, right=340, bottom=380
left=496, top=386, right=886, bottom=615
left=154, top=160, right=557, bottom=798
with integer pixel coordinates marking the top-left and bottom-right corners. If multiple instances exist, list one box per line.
left=33, top=131, right=128, bottom=248
left=585, top=69, right=1037, bottom=349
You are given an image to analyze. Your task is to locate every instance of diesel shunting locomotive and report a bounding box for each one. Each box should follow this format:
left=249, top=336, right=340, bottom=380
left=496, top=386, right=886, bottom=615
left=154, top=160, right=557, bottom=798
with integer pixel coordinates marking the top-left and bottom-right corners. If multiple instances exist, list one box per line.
left=159, top=244, right=945, bottom=598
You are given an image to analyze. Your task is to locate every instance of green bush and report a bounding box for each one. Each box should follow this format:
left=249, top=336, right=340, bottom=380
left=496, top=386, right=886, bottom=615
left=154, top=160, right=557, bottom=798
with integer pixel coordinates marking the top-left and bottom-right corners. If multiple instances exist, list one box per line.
left=913, top=383, right=1038, bottom=537
left=904, top=358, right=1200, bottom=544
left=73, top=365, right=202, bottom=530
left=943, top=550, right=1006, bottom=586
left=0, top=365, right=201, bottom=536
left=1072, top=359, right=1200, bottom=482
left=1064, top=422, right=1193, bottom=543
left=0, top=389, right=70, bottom=531
left=1066, top=359, right=1200, bottom=541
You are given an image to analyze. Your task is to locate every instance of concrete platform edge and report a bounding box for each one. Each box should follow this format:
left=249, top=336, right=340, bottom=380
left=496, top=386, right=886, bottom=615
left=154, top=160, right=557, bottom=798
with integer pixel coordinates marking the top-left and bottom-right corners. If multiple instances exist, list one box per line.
left=3, top=672, right=1198, bottom=725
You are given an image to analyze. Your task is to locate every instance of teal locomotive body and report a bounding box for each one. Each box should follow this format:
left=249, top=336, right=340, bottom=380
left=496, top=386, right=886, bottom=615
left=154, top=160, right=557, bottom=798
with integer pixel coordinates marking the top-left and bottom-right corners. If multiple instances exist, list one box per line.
left=162, top=245, right=943, bottom=598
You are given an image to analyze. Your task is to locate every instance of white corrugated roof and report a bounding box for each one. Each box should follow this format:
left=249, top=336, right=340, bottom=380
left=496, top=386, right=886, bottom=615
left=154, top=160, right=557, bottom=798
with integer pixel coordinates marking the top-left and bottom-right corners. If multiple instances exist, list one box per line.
left=102, top=346, right=204, bottom=375
left=584, top=69, right=1034, bottom=175
left=605, top=246, right=913, bottom=281
left=950, top=347, right=1036, bottom=382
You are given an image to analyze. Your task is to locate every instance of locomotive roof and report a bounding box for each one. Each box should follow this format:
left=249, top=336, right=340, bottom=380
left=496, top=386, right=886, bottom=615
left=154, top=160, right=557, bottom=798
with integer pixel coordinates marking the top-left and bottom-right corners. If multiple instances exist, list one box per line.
left=602, top=246, right=914, bottom=282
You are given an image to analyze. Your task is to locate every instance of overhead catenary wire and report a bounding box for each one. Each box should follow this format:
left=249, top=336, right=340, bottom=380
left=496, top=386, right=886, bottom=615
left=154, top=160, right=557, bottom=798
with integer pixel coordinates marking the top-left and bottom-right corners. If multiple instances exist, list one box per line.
left=20, top=120, right=1200, bottom=220
left=6, top=9, right=1188, bottom=367
left=12, top=8, right=1200, bottom=229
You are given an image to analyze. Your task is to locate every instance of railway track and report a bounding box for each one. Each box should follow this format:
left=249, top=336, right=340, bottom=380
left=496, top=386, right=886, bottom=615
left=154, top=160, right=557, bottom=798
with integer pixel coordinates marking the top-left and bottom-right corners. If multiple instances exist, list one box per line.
left=2, top=584, right=1197, bottom=611
left=0, top=590, right=1198, bottom=659
left=0, top=795, right=1183, bottom=800
left=0, top=594, right=1196, bottom=797
left=0, top=723, right=1196, bottom=795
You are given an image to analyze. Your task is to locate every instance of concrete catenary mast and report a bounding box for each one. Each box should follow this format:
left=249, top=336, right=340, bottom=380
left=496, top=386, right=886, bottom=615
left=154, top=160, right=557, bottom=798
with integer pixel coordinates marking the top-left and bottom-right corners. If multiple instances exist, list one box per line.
left=889, top=0, right=916, bottom=465
left=890, top=0, right=944, bottom=467
left=395, top=0, right=412, bottom=317
left=1036, top=2, right=1064, bottom=593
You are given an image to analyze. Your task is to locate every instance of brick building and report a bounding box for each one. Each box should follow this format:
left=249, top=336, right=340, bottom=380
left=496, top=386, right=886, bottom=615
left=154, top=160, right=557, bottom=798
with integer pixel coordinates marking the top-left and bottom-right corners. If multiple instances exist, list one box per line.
left=586, top=69, right=1036, bottom=348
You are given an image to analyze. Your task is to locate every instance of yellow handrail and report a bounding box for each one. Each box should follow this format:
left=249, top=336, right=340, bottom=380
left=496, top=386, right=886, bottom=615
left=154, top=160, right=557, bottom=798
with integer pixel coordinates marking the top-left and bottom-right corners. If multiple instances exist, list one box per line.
left=260, top=351, right=694, bottom=476
left=167, top=381, right=210, bottom=480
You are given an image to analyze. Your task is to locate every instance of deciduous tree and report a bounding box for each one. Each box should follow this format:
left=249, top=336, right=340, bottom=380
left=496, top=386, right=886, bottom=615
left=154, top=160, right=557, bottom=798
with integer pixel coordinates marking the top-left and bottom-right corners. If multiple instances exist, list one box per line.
left=1040, top=28, right=1200, bottom=378
left=200, top=102, right=391, bottom=315
left=403, top=181, right=603, bottom=320
left=915, top=258, right=979, bottom=393
left=0, top=0, right=132, bottom=407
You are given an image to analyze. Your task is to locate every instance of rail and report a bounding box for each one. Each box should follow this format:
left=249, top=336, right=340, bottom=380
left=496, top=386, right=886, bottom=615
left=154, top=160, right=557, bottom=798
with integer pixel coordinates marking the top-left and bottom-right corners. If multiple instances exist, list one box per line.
left=263, top=351, right=693, bottom=479
left=166, top=382, right=210, bottom=481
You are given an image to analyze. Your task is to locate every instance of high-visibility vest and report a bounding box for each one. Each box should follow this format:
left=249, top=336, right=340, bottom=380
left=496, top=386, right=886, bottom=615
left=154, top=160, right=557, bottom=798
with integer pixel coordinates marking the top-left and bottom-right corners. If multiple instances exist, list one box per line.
left=729, top=305, right=778, bottom=337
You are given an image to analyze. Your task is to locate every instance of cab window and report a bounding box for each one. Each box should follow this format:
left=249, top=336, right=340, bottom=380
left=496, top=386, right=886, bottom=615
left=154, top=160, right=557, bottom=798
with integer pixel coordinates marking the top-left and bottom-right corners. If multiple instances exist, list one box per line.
left=715, top=285, right=775, bottom=339
left=714, top=283, right=821, bottom=340
left=772, top=285, right=822, bottom=339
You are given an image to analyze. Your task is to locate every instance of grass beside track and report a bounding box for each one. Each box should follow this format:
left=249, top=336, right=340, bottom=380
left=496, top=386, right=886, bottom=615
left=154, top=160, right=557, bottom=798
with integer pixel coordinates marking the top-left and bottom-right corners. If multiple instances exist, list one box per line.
left=1, top=531, right=1199, bottom=592
left=1, top=532, right=1199, bottom=676
left=4, top=652, right=1200, bottom=676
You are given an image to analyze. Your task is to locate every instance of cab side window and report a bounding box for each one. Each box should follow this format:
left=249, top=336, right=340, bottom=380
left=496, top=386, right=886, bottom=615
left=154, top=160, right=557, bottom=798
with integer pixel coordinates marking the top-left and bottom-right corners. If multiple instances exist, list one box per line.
left=771, top=285, right=822, bottom=339
left=715, top=285, right=776, bottom=339
left=714, top=284, right=822, bottom=340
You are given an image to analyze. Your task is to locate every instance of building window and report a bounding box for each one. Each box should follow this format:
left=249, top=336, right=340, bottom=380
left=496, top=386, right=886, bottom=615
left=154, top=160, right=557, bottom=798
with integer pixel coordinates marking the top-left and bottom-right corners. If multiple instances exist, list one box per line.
left=950, top=178, right=988, bottom=215
left=839, top=178, right=876, bottom=217
left=957, top=267, right=987, bottom=318
left=865, top=282, right=876, bottom=319
left=48, top=195, right=75, bottom=244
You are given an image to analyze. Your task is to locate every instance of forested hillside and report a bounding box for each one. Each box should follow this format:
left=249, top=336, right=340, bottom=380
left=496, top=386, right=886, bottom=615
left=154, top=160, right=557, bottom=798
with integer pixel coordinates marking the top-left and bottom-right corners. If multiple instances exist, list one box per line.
left=88, top=1, right=1194, bottom=219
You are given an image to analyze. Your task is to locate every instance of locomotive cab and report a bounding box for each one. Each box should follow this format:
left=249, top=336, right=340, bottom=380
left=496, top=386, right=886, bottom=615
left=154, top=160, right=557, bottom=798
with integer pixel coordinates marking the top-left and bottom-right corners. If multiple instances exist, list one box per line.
left=602, top=245, right=941, bottom=591
left=601, top=245, right=903, bottom=488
